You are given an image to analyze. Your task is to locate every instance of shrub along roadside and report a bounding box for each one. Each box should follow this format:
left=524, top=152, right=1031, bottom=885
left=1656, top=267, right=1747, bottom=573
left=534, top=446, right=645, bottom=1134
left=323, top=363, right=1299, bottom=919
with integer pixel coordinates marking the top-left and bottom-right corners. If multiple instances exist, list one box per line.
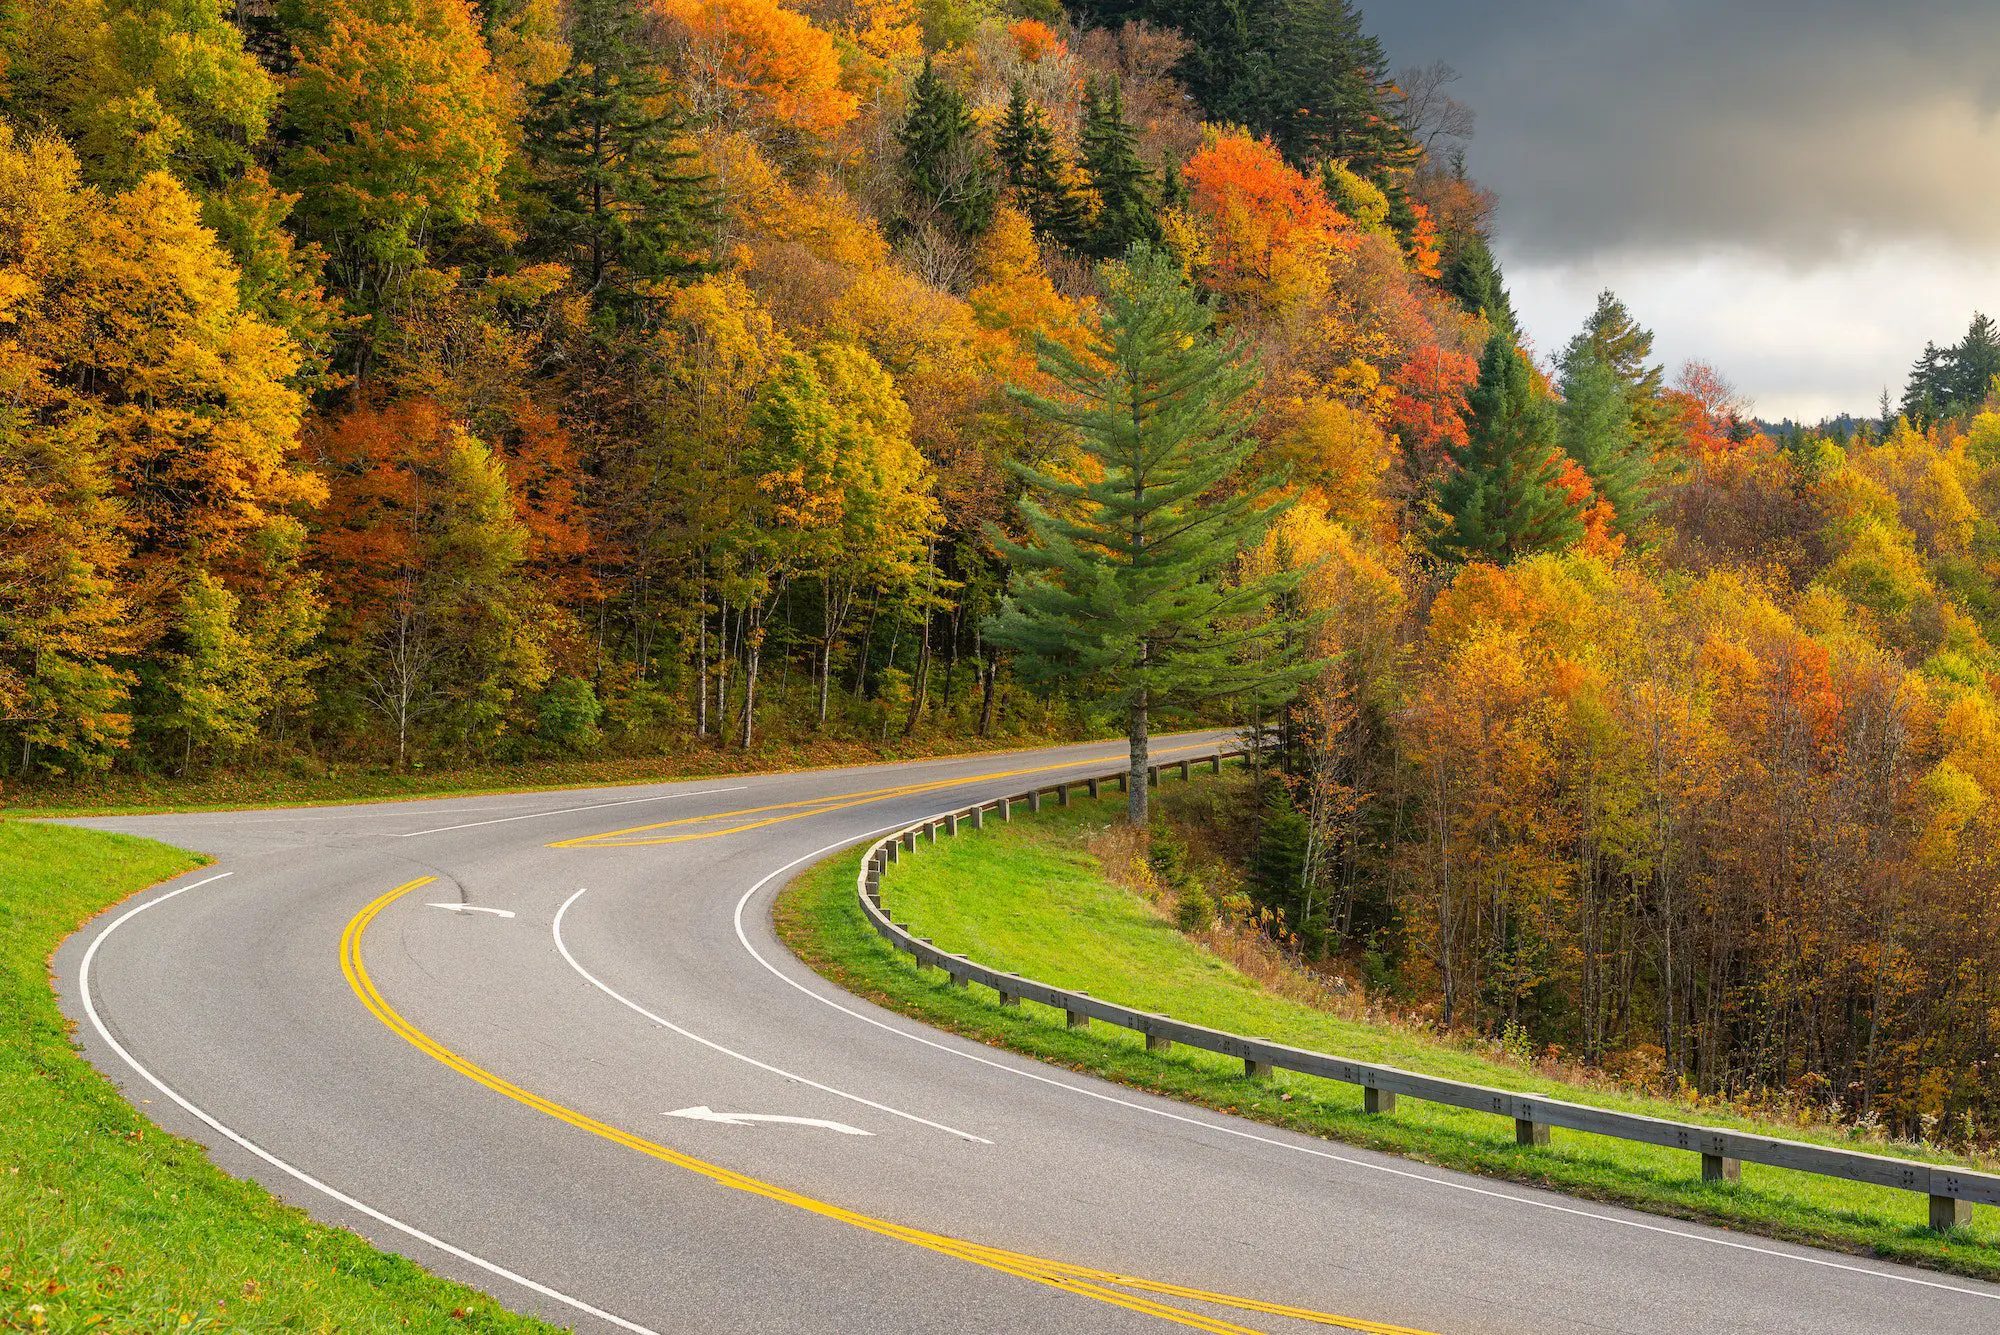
left=3, top=726, right=1085, bottom=819
left=773, top=794, right=2000, bottom=1283
left=0, top=820, right=563, bottom=1333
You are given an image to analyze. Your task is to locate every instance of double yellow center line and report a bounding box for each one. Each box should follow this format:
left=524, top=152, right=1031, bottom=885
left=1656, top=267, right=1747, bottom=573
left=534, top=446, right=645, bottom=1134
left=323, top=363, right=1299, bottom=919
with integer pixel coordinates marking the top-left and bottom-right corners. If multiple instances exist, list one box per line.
left=548, top=743, right=1224, bottom=849
left=342, top=878, right=1438, bottom=1334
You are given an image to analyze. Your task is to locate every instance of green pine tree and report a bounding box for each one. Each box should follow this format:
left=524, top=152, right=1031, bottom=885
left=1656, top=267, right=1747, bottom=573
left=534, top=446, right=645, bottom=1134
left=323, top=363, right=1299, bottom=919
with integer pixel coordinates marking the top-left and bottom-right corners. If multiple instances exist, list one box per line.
left=1558, top=350, right=1655, bottom=540
left=1079, top=76, right=1160, bottom=259
left=1260, top=0, right=1417, bottom=179
left=1441, top=230, right=1515, bottom=336
left=994, top=82, right=1088, bottom=248
left=898, top=60, right=998, bottom=238
left=984, top=246, right=1309, bottom=825
left=524, top=0, right=714, bottom=309
left=1432, top=334, right=1583, bottom=564
left=1954, top=312, right=2000, bottom=409
left=1900, top=341, right=1948, bottom=426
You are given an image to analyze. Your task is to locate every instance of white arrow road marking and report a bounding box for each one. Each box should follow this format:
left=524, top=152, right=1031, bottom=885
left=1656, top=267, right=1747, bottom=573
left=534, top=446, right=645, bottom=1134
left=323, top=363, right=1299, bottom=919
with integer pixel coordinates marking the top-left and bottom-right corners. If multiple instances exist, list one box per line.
left=425, top=902, right=517, bottom=918
left=666, top=1106, right=871, bottom=1135
left=553, top=889, right=991, bottom=1143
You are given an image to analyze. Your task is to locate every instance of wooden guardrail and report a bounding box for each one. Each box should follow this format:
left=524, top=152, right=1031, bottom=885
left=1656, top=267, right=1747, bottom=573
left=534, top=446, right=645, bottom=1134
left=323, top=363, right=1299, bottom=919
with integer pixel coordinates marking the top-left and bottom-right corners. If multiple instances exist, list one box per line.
left=854, top=746, right=1999, bottom=1233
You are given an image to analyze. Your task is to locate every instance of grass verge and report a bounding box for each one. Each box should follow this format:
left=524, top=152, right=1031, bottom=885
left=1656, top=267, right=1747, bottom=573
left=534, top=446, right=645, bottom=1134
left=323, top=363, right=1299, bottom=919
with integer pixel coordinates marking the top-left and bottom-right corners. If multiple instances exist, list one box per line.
left=1, top=820, right=564, bottom=1333
left=774, top=785, right=2000, bottom=1283
left=3, top=728, right=1083, bottom=819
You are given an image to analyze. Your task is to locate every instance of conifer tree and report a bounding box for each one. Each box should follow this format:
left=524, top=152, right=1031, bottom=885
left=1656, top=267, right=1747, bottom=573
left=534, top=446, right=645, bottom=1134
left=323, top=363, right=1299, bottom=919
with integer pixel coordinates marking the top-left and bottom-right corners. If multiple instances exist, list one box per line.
left=1954, top=312, right=2000, bottom=408
left=1577, top=289, right=1665, bottom=402
left=1442, top=230, right=1515, bottom=336
left=1260, top=0, right=1416, bottom=179
left=994, top=82, right=1086, bottom=248
left=898, top=59, right=997, bottom=238
left=1079, top=75, right=1159, bottom=258
left=1901, top=341, right=1948, bottom=425
left=1558, top=350, right=1655, bottom=539
left=1432, top=334, right=1583, bottom=564
left=525, top=0, right=714, bottom=308
left=985, top=246, right=1308, bottom=825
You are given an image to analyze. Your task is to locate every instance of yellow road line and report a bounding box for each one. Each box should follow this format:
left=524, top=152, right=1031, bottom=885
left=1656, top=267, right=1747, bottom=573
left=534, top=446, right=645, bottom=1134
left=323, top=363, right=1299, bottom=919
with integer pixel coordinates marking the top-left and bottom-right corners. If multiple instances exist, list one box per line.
left=549, top=742, right=1225, bottom=849
left=342, top=878, right=1437, bottom=1335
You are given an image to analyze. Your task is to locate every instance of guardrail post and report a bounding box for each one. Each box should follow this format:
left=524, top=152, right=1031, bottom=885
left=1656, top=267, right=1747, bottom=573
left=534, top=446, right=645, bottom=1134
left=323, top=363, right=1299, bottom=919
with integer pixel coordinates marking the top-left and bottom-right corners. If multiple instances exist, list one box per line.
left=1178, top=758, right=1191, bottom=781
left=1147, top=766, right=1158, bottom=787
left=1066, top=992, right=1090, bottom=1029
left=1146, top=1033, right=1172, bottom=1054
left=1116, top=772, right=1128, bottom=793
left=945, top=813, right=960, bottom=836
left=1364, top=1087, right=1396, bottom=1115
left=884, top=841, right=898, bottom=864
left=1210, top=753, right=1223, bottom=774
left=924, top=822, right=937, bottom=844
left=1702, top=1153, right=1740, bottom=1184
left=1244, top=1057, right=1273, bottom=1079
left=969, top=805, right=984, bottom=831
left=902, top=829, right=917, bottom=852
left=1515, top=1118, right=1550, bottom=1147
left=1932, top=1194, right=1972, bottom=1231
left=998, top=797, right=1012, bottom=822
left=1085, top=778, right=1098, bottom=800
left=1028, top=789, right=1042, bottom=813
left=947, top=968, right=969, bottom=989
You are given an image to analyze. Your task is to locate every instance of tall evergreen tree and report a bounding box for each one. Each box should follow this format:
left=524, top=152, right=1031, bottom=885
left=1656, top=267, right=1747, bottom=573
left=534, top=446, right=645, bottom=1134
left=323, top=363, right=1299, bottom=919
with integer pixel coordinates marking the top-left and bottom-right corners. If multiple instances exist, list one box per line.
left=1954, top=312, right=2000, bottom=408
left=994, top=82, right=1087, bottom=248
left=1079, top=76, right=1158, bottom=258
left=1558, top=350, right=1654, bottom=539
left=1442, top=230, right=1514, bottom=335
left=1259, top=0, right=1417, bottom=178
left=524, top=0, right=714, bottom=308
left=985, top=246, right=1307, bottom=825
left=898, top=60, right=998, bottom=238
left=1901, top=341, right=1948, bottom=425
left=1432, top=334, right=1583, bottom=564
left=1577, top=289, right=1665, bottom=402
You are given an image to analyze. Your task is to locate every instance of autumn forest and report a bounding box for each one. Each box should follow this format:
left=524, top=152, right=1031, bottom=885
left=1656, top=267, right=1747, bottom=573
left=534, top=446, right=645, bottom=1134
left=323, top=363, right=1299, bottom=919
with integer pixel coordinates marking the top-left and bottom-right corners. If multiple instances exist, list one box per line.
left=7, top=0, right=2000, bottom=1143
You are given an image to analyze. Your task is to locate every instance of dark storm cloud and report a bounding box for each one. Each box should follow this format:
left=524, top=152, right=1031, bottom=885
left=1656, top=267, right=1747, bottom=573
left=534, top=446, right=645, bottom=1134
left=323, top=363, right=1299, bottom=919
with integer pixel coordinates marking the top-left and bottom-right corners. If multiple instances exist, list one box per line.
left=1366, top=0, right=2000, bottom=263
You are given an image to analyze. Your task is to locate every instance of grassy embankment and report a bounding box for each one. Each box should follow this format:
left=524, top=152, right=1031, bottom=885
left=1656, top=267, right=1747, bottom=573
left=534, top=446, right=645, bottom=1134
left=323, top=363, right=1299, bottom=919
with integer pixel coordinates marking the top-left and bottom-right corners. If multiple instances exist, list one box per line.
left=0, top=820, right=563, bottom=1333
left=775, top=775, right=2000, bottom=1281
left=2, top=726, right=1080, bottom=819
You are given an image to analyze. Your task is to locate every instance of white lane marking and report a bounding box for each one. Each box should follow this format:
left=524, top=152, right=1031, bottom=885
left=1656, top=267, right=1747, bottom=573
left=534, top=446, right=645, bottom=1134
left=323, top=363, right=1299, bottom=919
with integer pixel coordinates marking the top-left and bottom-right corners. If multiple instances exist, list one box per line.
left=727, top=834, right=2000, bottom=1307
left=77, top=871, right=663, bottom=1335
left=395, top=786, right=749, bottom=838
left=666, top=1106, right=871, bottom=1135
left=553, top=889, right=990, bottom=1145
left=427, top=903, right=517, bottom=919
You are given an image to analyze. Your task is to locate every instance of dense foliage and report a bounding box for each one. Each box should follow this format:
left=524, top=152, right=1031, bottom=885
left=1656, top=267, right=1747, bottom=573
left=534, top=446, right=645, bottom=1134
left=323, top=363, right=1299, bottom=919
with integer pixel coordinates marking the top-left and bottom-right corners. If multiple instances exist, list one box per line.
left=3, top=0, right=1998, bottom=1141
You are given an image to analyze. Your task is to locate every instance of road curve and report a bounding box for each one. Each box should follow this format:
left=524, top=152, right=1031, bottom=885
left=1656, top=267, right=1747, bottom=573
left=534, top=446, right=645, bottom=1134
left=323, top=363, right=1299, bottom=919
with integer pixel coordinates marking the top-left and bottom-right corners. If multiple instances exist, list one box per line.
left=53, top=735, right=2000, bottom=1334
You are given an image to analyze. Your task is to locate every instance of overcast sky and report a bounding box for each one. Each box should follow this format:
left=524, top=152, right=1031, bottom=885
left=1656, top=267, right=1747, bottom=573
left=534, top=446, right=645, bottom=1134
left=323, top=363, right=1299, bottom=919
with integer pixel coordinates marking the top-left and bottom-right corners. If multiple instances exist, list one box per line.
left=1366, top=1, right=2000, bottom=421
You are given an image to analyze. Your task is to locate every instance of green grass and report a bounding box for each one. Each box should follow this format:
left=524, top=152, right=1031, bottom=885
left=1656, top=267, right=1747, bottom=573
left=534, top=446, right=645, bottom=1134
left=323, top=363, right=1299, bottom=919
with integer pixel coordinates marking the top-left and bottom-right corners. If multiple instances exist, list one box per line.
left=0, top=820, right=565, bottom=1333
left=775, top=787, right=2000, bottom=1282
left=3, top=727, right=1082, bottom=818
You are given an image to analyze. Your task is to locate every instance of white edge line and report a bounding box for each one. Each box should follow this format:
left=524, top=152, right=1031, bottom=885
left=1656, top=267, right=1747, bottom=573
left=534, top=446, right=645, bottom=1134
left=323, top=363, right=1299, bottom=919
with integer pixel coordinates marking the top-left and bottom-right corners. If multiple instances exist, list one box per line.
left=396, top=785, right=750, bottom=838
left=554, top=887, right=991, bottom=1145
left=76, top=870, right=663, bottom=1335
left=730, top=828, right=2000, bottom=1307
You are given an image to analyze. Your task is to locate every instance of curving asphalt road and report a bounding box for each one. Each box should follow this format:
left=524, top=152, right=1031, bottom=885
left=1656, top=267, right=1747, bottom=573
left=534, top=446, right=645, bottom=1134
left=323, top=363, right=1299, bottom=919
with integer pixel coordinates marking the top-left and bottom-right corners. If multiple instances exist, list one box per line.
left=52, top=734, right=2000, bottom=1334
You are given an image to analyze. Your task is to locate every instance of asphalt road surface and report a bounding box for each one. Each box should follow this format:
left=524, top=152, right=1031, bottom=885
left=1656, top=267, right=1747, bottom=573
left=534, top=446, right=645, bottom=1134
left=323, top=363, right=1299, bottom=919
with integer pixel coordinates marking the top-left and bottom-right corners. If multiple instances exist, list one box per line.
left=54, top=734, right=2000, bottom=1334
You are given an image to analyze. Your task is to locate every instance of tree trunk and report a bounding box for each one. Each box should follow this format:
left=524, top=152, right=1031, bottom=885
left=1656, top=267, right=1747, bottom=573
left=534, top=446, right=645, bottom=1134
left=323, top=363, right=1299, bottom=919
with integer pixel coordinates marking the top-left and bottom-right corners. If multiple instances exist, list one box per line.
left=740, top=616, right=761, bottom=750
left=1126, top=684, right=1149, bottom=826
left=978, top=647, right=998, bottom=737
left=903, top=611, right=933, bottom=737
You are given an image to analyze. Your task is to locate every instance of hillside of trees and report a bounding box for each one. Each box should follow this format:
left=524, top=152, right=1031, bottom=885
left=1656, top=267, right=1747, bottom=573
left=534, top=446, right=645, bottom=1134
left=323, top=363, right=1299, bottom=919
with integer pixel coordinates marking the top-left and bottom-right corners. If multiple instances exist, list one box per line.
left=5, top=0, right=2000, bottom=1142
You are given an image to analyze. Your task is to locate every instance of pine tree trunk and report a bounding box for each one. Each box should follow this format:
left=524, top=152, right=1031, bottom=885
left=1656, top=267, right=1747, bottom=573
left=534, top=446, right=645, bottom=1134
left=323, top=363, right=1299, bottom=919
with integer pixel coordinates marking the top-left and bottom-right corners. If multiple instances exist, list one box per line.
left=1127, top=683, right=1149, bottom=826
